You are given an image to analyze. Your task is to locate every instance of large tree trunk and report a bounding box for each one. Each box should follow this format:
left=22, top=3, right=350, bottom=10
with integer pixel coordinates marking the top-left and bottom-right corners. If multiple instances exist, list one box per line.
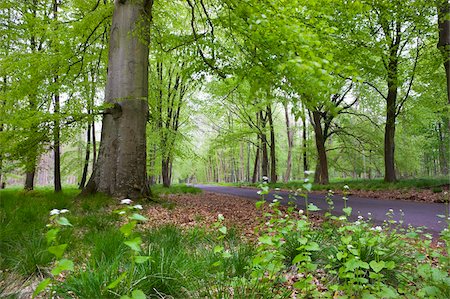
left=53, top=0, right=62, bottom=192
left=24, top=169, right=36, bottom=191
left=82, top=0, right=153, bottom=199
left=437, top=122, right=449, bottom=175
left=301, top=107, right=308, bottom=175
left=438, top=0, right=450, bottom=111
left=312, top=110, right=329, bottom=184
left=284, top=103, right=293, bottom=182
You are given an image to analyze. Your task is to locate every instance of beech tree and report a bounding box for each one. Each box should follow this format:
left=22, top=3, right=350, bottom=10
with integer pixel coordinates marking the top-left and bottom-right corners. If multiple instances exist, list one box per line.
left=83, top=0, right=153, bottom=198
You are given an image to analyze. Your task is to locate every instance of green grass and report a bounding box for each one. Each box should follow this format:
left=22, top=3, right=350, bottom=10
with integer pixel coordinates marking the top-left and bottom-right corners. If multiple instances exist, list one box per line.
left=151, top=183, right=202, bottom=195
left=221, top=177, right=449, bottom=191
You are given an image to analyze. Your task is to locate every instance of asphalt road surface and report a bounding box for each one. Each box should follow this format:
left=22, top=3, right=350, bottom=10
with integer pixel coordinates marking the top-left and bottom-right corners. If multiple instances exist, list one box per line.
left=194, top=184, right=448, bottom=234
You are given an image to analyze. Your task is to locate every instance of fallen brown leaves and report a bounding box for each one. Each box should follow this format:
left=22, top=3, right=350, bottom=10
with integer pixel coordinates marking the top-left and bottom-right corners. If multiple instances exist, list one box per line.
left=141, top=192, right=321, bottom=240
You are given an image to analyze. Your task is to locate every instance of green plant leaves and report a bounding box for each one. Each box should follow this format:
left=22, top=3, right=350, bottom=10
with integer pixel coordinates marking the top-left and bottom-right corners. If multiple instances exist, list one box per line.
left=129, top=213, right=148, bottom=221
left=120, top=221, right=137, bottom=237
left=56, top=217, right=72, bottom=226
left=48, top=244, right=68, bottom=259
left=51, top=258, right=74, bottom=276
left=134, top=256, right=151, bottom=264
left=33, top=278, right=51, bottom=298
left=342, top=207, right=352, bottom=217
left=369, top=260, right=385, bottom=273
left=107, top=272, right=127, bottom=289
left=307, top=203, right=320, bottom=211
left=46, top=228, right=60, bottom=244
left=124, top=237, right=142, bottom=252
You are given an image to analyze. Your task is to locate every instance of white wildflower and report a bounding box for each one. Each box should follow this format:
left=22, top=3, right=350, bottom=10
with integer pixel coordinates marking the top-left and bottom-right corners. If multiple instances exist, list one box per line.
left=133, top=204, right=143, bottom=210
left=262, top=176, right=269, bottom=181
left=371, top=226, right=382, bottom=232
left=367, top=212, right=372, bottom=216
left=388, top=208, right=393, bottom=212
left=275, top=188, right=280, bottom=191
left=343, top=185, right=349, bottom=190
left=60, top=209, right=69, bottom=214
left=304, top=178, right=309, bottom=183
left=118, top=211, right=126, bottom=215
left=120, top=199, right=132, bottom=205
left=50, top=209, right=60, bottom=216
left=257, top=191, right=262, bottom=195
left=299, top=209, right=304, bottom=214
left=358, top=215, right=363, bottom=220
left=272, top=199, right=278, bottom=203
left=354, top=221, right=361, bottom=225
left=304, top=170, right=315, bottom=175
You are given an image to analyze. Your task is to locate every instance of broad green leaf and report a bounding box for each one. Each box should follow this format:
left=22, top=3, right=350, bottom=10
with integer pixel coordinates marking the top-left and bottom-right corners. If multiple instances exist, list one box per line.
left=307, top=203, right=320, bottom=211
left=48, top=244, right=68, bottom=259
left=56, top=217, right=72, bottom=226
left=305, top=242, right=320, bottom=251
left=258, top=235, right=273, bottom=245
left=129, top=213, right=148, bottom=222
left=303, top=183, right=312, bottom=191
left=46, top=228, right=60, bottom=245
left=120, top=296, right=131, bottom=299
left=124, top=237, right=142, bottom=252
left=218, top=226, right=227, bottom=235
left=369, top=260, right=385, bottom=273
left=222, top=251, right=232, bottom=258
left=51, top=259, right=74, bottom=276
left=120, top=221, right=137, bottom=237
left=255, top=200, right=265, bottom=208
left=107, top=272, right=127, bottom=289
left=214, top=245, right=224, bottom=253
left=33, top=278, right=51, bottom=298
left=131, top=289, right=146, bottom=299
left=134, top=256, right=150, bottom=264
left=343, top=207, right=352, bottom=217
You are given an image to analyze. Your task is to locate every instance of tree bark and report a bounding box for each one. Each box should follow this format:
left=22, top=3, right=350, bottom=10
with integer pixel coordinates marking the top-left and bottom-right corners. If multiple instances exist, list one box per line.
left=284, top=103, right=293, bottom=182
left=267, top=105, right=277, bottom=183
left=82, top=0, right=153, bottom=199
left=24, top=168, right=36, bottom=191
left=312, top=110, right=329, bottom=184
left=162, top=157, right=170, bottom=187
left=252, top=142, right=260, bottom=183
left=79, top=123, right=91, bottom=189
left=437, top=0, right=450, bottom=111
left=301, top=108, right=308, bottom=175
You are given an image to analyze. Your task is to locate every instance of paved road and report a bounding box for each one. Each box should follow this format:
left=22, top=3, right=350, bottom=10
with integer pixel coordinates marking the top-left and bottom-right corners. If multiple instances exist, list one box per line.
left=195, top=185, right=449, bottom=234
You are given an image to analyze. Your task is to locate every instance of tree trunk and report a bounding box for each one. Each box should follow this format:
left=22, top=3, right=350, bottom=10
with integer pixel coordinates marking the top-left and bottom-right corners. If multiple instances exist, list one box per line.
left=252, top=143, right=260, bottom=183
left=53, top=92, right=62, bottom=192
left=284, top=103, right=293, bottom=182
left=267, top=105, right=277, bottom=183
left=79, top=123, right=91, bottom=189
left=437, top=0, right=450, bottom=112
left=82, top=0, right=153, bottom=199
left=161, top=157, right=170, bottom=187
left=384, top=56, right=398, bottom=183
left=312, top=110, right=329, bottom=184
left=24, top=169, right=35, bottom=191
left=437, top=122, right=449, bottom=175
left=302, top=108, right=308, bottom=175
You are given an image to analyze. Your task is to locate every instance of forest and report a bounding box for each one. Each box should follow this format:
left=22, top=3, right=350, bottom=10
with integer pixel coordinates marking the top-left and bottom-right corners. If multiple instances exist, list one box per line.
left=0, top=0, right=449, bottom=298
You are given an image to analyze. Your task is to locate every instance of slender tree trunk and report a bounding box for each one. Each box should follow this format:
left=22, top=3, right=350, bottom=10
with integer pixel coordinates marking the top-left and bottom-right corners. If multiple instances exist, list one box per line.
left=384, top=66, right=398, bottom=183
left=162, top=157, right=170, bottom=187
left=267, top=105, right=277, bottom=183
left=82, top=0, right=153, bottom=199
left=302, top=108, right=308, bottom=174
left=79, top=123, right=91, bottom=189
left=437, top=122, right=449, bottom=175
left=312, top=110, right=329, bottom=184
left=284, top=103, right=293, bottom=182
left=53, top=0, right=62, bottom=192
left=246, top=143, right=251, bottom=182
left=252, top=143, right=260, bottom=183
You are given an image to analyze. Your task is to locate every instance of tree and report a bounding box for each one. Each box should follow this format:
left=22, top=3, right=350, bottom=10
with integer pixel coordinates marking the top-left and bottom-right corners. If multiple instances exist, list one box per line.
left=83, top=0, right=153, bottom=199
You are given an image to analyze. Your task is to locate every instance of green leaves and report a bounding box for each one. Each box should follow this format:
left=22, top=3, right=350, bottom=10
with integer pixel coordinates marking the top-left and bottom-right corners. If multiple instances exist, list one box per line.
left=369, top=260, right=385, bottom=273
left=120, top=221, right=137, bottom=237
left=46, top=228, right=60, bottom=244
left=33, top=278, right=51, bottom=298
left=51, top=259, right=74, bottom=276
left=107, top=272, right=127, bottom=289
left=48, top=244, right=68, bottom=259
left=124, top=237, right=142, bottom=252
left=56, top=217, right=72, bottom=227
left=129, top=213, right=148, bottom=221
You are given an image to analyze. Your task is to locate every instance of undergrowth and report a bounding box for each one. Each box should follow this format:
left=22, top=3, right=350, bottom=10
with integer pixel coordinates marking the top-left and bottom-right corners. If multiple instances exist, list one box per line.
left=0, top=185, right=448, bottom=298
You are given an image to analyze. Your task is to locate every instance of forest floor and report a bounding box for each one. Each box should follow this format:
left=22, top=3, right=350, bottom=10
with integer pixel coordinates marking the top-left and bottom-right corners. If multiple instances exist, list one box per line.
left=143, top=192, right=323, bottom=241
